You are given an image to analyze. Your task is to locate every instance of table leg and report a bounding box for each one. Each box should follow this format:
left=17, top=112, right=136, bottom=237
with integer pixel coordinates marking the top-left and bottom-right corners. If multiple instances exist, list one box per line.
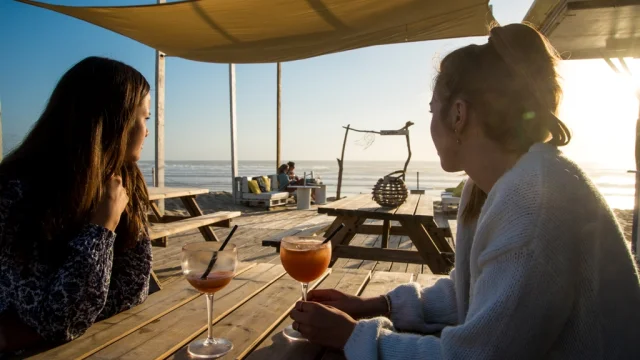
left=422, top=219, right=454, bottom=253
left=400, top=219, right=450, bottom=274
left=326, top=215, right=366, bottom=266
left=315, top=185, right=327, bottom=205
left=150, top=202, right=164, bottom=222
left=148, top=203, right=168, bottom=246
left=296, top=188, right=312, bottom=210
left=181, top=196, right=220, bottom=242
left=381, top=220, right=391, bottom=248
left=149, top=270, right=163, bottom=294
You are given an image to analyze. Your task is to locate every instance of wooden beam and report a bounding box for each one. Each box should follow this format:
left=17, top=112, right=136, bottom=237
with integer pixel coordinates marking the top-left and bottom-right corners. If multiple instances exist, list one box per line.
left=0, top=99, right=3, bottom=161
left=276, top=62, right=282, bottom=171
left=399, top=219, right=452, bottom=274
left=336, top=124, right=350, bottom=199
left=180, top=196, right=221, bottom=242
left=154, top=7, right=166, bottom=214
left=356, top=224, right=408, bottom=236
left=381, top=220, right=391, bottom=248
left=333, top=245, right=426, bottom=264
left=630, top=89, right=639, bottom=262
left=229, top=64, right=239, bottom=198
left=0, top=98, right=4, bottom=161
left=605, top=57, right=640, bottom=260
left=318, top=206, right=433, bottom=223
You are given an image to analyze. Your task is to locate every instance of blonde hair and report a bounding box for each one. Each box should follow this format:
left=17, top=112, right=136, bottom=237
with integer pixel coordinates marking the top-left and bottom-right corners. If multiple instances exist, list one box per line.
left=434, top=23, right=571, bottom=222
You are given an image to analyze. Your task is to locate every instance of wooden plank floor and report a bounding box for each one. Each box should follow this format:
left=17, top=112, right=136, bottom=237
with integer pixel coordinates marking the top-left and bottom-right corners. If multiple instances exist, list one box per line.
left=153, top=207, right=455, bottom=286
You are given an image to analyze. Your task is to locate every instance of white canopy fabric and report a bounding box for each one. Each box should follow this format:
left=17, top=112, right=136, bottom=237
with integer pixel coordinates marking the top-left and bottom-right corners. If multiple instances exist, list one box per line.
left=19, top=0, right=495, bottom=63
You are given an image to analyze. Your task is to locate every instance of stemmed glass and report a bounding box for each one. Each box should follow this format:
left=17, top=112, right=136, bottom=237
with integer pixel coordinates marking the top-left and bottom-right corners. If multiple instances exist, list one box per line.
left=279, top=236, right=332, bottom=341
left=181, top=242, right=238, bottom=358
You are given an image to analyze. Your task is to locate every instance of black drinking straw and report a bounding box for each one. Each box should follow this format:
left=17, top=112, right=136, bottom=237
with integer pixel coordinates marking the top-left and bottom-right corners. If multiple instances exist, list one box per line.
left=322, top=223, right=345, bottom=244
left=201, top=225, right=238, bottom=279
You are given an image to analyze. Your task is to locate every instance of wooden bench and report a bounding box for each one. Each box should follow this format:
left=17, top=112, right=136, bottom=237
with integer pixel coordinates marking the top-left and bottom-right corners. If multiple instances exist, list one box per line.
left=262, top=222, right=332, bottom=252
left=149, top=211, right=241, bottom=246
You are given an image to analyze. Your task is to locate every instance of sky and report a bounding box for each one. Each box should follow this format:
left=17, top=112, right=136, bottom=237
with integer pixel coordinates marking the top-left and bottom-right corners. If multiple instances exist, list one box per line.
left=0, top=0, right=638, bottom=168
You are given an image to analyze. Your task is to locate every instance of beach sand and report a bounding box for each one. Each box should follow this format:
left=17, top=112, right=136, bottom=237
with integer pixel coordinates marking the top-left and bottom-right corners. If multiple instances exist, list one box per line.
left=162, top=191, right=635, bottom=243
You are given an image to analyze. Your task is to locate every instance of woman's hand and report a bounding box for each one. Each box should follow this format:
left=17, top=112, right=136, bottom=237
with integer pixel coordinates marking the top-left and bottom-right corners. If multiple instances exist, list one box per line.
left=91, top=175, right=129, bottom=231
left=307, top=289, right=389, bottom=320
left=290, top=301, right=356, bottom=350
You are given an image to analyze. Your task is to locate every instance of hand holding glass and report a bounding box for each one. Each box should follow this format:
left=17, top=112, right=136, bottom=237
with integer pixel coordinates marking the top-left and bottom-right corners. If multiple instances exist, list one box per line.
left=280, top=236, right=332, bottom=341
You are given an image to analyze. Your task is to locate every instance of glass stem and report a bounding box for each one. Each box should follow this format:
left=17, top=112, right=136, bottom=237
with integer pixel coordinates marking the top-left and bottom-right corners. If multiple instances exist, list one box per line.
left=205, top=294, right=215, bottom=345
left=301, top=282, right=309, bottom=301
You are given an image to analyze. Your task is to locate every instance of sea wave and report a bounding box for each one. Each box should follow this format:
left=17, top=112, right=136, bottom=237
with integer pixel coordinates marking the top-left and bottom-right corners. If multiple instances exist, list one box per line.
left=141, top=160, right=635, bottom=210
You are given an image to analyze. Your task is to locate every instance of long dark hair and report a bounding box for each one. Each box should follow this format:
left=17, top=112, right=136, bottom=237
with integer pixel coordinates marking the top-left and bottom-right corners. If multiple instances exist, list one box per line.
left=0, top=56, right=150, bottom=255
left=434, top=23, right=571, bottom=223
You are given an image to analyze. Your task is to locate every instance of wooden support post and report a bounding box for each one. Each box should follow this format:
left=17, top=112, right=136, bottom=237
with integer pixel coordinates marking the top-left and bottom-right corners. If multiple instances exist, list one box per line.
left=0, top=99, right=3, bottom=162
left=381, top=220, right=391, bottom=248
left=276, top=62, right=282, bottom=171
left=634, top=101, right=640, bottom=261
left=154, top=9, right=166, bottom=214
left=229, top=64, right=239, bottom=198
left=607, top=57, right=640, bottom=262
left=336, top=124, right=350, bottom=200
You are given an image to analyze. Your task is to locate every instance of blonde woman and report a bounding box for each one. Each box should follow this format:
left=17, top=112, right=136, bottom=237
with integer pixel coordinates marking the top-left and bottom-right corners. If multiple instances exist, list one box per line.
left=289, top=24, right=640, bottom=359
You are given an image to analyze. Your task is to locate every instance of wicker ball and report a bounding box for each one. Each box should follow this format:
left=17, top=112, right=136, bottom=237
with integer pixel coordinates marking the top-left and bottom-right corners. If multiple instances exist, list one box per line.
left=372, top=172, right=408, bottom=208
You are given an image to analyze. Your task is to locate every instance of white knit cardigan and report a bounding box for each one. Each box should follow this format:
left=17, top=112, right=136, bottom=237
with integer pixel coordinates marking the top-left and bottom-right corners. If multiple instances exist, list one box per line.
left=343, top=143, right=640, bottom=359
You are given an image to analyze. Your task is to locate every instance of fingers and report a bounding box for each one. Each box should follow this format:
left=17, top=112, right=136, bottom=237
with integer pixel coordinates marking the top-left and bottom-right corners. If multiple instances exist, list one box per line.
left=107, top=175, right=124, bottom=192
left=293, top=321, right=313, bottom=337
left=290, top=301, right=333, bottom=327
left=307, top=289, right=340, bottom=302
left=106, top=175, right=129, bottom=206
left=289, top=303, right=312, bottom=324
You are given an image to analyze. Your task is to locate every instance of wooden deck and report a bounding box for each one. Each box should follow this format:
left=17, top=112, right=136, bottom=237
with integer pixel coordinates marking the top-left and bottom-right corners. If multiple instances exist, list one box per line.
left=153, top=205, right=456, bottom=287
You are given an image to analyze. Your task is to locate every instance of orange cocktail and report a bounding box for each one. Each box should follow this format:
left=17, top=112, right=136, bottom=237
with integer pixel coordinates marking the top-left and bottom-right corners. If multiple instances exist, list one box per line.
left=281, top=241, right=331, bottom=283
left=280, top=236, right=332, bottom=341
left=181, top=242, right=237, bottom=358
left=186, top=271, right=235, bottom=294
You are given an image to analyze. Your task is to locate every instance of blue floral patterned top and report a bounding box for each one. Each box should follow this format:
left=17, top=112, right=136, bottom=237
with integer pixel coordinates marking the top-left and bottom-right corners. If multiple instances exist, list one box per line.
left=0, top=179, right=152, bottom=344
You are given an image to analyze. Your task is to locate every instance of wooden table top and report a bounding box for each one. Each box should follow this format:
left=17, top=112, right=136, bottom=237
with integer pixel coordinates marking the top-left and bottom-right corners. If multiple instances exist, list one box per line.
left=318, top=194, right=434, bottom=221
left=148, top=186, right=210, bottom=201
left=29, top=263, right=444, bottom=360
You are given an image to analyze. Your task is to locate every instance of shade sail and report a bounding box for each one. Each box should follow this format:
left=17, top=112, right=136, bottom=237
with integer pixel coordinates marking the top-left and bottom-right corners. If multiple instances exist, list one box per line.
left=524, top=0, right=640, bottom=60
left=19, top=0, right=494, bottom=63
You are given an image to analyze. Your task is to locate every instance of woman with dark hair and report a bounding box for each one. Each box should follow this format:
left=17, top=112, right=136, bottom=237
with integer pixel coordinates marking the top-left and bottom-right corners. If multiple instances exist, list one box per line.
left=287, top=161, right=299, bottom=181
left=0, top=56, right=153, bottom=352
left=277, top=163, right=296, bottom=193
left=288, top=24, right=640, bottom=359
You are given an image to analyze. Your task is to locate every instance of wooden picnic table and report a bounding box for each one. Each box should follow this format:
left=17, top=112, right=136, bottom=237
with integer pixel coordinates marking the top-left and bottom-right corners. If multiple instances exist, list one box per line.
left=147, top=186, right=235, bottom=245
left=318, top=194, right=454, bottom=274
left=25, top=263, right=446, bottom=360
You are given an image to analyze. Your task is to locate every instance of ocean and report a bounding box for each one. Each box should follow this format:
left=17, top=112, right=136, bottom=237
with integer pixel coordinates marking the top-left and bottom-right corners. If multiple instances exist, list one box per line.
left=138, top=160, right=637, bottom=210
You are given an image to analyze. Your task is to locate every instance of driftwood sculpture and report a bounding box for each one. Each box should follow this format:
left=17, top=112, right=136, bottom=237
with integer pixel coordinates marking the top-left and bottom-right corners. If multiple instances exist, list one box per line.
left=335, top=121, right=414, bottom=204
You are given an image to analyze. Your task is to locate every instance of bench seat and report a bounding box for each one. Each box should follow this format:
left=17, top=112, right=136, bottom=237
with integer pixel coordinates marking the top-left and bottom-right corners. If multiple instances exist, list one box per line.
left=149, top=211, right=241, bottom=240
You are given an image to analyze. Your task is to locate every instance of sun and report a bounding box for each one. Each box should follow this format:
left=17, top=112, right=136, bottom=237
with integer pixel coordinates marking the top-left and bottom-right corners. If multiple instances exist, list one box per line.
left=557, top=58, right=639, bottom=170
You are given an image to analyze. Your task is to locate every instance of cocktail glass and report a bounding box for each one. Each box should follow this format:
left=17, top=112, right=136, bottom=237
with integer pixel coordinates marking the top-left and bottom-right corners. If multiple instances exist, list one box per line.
left=181, top=242, right=238, bottom=358
left=280, top=236, right=332, bottom=341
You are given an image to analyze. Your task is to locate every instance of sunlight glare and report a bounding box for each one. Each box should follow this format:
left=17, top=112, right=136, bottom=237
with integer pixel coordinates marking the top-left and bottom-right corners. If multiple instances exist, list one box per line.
left=558, top=58, right=640, bottom=170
